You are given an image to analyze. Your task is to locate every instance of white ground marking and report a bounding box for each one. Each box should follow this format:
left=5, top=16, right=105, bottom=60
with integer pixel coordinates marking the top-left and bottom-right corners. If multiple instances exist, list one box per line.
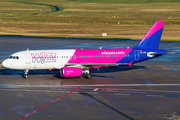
left=146, top=95, right=163, bottom=97
left=93, top=88, right=99, bottom=91
left=114, top=93, right=131, bottom=96
left=2, top=83, right=180, bottom=88
left=122, top=91, right=147, bottom=94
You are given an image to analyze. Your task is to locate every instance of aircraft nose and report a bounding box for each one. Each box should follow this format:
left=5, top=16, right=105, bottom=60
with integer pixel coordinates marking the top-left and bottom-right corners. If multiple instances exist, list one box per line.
left=2, top=60, right=8, bottom=68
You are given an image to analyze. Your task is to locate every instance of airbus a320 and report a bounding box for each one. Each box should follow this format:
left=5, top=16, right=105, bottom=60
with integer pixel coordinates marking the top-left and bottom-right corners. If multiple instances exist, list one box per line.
left=2, top=21, right=167, bottom=79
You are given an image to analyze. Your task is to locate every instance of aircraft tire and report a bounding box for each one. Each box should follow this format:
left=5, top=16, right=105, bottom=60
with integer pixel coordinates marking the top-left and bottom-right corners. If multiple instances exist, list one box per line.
left=86, top=74, right=92, bottom=79
left=23, top=75, right=28, bottom=79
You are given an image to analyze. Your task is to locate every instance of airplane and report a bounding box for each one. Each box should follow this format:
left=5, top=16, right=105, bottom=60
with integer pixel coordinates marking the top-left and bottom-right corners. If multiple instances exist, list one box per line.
left=2, top=21, right=167, bottom=79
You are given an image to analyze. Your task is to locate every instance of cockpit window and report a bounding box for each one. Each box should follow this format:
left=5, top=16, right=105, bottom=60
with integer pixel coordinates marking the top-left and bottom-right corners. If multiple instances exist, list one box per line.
left=9, top=56, right=13, bottom=59
left=9, top=56, right=19, bottom=59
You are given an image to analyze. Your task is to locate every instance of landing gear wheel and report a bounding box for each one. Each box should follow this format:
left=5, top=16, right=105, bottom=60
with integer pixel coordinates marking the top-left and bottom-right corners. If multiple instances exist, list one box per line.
left=86, top=74, right=92, bottom=79
left=23, top=74, right=28, bottom=79
left=23, top=69, right=29, bottom=79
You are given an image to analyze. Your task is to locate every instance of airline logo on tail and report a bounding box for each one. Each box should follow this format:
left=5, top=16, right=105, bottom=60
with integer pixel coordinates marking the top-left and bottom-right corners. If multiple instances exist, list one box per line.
left=136, top=21, right=165, bottom=49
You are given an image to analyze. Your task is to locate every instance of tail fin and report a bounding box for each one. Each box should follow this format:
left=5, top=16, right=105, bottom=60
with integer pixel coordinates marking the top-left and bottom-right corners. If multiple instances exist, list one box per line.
left=135, top=21, right=165, bottom=49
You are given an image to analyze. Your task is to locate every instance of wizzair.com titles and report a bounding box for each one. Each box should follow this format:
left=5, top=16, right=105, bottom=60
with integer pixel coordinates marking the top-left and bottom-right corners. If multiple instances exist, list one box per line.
left=101, top=51, right=125, bottom=55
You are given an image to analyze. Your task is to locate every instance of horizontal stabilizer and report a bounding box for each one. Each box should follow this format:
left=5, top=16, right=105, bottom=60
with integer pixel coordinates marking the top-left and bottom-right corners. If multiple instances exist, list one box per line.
left=147, top=52, right=167, bottom=57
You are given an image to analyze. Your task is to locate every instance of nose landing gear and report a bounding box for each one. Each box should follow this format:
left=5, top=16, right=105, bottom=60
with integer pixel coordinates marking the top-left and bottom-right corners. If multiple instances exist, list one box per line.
left=23, top=69, right=28, bottom=79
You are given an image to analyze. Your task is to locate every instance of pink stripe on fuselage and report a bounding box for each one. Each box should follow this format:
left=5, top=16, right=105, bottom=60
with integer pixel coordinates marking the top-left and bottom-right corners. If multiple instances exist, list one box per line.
left=139, top=21, right=165, bottom=44
left=67, top=48, right=133, bottom=64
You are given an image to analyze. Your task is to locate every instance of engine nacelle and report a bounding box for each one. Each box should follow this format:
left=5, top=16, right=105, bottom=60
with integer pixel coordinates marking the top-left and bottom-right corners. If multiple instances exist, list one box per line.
left=60, top=67, right=89, bottom=77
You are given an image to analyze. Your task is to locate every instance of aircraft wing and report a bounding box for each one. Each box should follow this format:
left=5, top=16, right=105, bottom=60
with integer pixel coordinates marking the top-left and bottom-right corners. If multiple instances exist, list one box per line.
left=64, top=62, right=132, bottom=69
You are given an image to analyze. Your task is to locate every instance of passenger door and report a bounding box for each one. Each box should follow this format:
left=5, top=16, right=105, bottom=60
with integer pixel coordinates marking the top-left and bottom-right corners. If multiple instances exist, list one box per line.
left=25, top=52, right=31, bottom=64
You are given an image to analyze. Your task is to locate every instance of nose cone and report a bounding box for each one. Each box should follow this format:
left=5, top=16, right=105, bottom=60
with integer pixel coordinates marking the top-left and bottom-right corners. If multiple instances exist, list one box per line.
left=2, top=60, right=8, bottom=68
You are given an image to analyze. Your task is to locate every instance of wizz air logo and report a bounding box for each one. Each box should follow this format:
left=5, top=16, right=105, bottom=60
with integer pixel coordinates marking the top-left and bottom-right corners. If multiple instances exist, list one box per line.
left=31, top=52, right=57, bottom=64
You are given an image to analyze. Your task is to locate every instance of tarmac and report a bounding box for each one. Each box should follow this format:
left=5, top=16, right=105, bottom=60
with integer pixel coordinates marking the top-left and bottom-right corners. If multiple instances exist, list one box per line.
left=0, top=36, right=180, bottom=120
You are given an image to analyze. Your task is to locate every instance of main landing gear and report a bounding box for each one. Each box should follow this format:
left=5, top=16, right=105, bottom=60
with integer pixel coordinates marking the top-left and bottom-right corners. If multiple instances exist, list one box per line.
left=85, top=74, right=92, bottom=79
left=83, top=69, right=92, bottom=79
left=23, top=69, right=28, bottom=79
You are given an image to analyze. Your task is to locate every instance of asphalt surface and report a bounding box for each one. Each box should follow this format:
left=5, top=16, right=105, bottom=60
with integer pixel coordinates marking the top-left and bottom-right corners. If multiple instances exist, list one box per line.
left=0, top=36, right=180, bottom=120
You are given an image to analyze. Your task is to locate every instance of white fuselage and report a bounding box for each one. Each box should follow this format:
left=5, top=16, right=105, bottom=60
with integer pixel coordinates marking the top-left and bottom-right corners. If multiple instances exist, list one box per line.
left=2, top=49, right=75, bottom=70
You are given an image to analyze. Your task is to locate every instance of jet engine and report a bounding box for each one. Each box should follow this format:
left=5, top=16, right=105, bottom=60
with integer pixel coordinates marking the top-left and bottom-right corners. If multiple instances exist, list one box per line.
left=60, top=67, right=90, bottom=78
